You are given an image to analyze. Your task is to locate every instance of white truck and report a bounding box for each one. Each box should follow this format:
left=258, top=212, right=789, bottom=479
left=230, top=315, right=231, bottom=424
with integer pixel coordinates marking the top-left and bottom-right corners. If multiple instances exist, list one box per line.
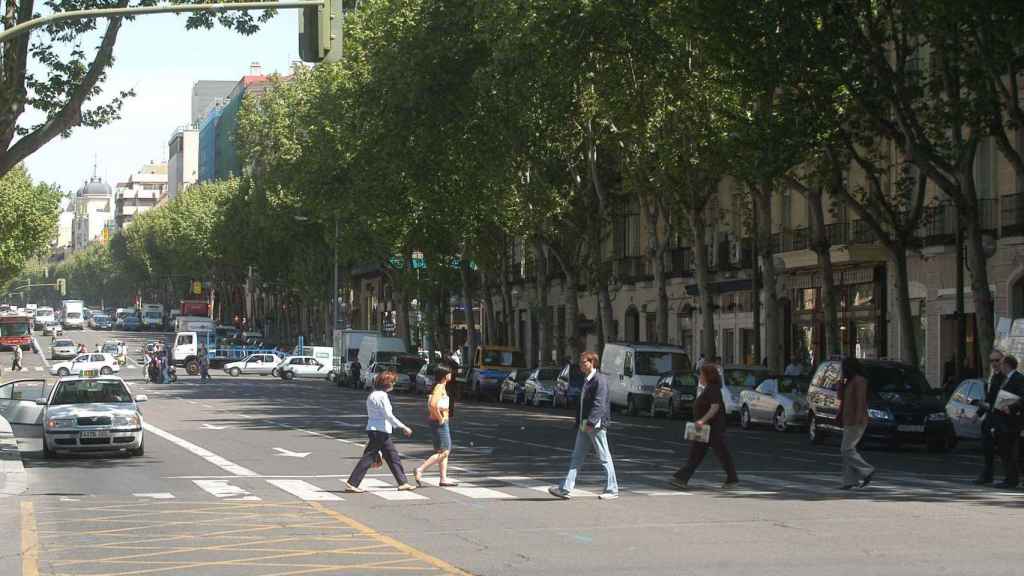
left=332, top=329, right=379, bottom=387
left=61, top=300, right=84, bottom=330
left=172, top=316, right=217, bottom=375
left=601, top=341, right=692, bottom=416
left=356, top=335, right=408, bottom=389
left=140, top=303, right=165, bottom=331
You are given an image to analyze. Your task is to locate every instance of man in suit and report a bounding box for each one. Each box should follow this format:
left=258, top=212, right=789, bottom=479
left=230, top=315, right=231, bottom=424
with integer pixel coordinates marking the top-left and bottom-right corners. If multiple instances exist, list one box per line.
left=996, top=354, right=1024, bottom=489
left=549, top=350, right=618, bottom=500
left=974, top=350, right=1006, bottom=484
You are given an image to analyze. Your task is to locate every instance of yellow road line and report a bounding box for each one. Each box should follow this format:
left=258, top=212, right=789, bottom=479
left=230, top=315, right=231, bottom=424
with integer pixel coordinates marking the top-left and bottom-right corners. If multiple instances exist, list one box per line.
left=21, top=501, right=40, bottom=576
left=309, top=502, right=473, bottom=576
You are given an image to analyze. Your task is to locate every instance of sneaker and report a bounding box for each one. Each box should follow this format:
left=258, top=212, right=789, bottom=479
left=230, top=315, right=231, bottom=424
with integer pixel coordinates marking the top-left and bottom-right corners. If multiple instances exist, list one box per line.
left=344, top=481, right=365, bottom=493
left=669, top=478, right=688, bottom=490
left=721, top=480, right=739, bottom=490
left=397, top=484, right=417, bottom=491
left=547, top=486, right=571, bottom=500
left=858, top=472, right=874, bottom=488
left=598, top=492, right=619, bottom=500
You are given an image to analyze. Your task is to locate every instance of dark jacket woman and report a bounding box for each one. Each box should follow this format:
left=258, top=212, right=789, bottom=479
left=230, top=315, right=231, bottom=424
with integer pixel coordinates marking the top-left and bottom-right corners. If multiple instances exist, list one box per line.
left=672, top=364, right=738, bottom=489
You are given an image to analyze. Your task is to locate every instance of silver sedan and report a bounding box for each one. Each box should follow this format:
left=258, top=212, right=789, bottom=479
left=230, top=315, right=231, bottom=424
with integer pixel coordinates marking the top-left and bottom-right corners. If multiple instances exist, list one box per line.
left=38, top=375, right=147, bottom=457
left=739, top=375, right=811, bottom=432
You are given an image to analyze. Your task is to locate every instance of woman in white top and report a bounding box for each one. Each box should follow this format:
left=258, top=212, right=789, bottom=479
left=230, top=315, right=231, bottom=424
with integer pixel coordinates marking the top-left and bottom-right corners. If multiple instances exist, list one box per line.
left=345, top=371, right=417, bottom=492
left=413, top=364, right=457, bottom=487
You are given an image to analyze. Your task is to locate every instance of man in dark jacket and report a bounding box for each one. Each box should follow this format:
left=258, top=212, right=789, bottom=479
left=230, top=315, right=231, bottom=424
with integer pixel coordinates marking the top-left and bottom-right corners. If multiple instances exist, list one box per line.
left=974, top=350, right=1006, bottom=484
left=997, top=354, right=1024, bottom=488
left=549, top=351, right=618, bottom=500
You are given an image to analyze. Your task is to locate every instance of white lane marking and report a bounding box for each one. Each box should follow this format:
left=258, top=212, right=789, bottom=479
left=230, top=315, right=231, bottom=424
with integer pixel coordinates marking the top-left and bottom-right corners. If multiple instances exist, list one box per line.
left=333, top=420, right=363, bottom=428
left=528, top=485, right=598, bottom=498
left=144, top=422, right=258, bottom=476
left=357, top=478, right=429, bottom=500
left=266, top=479, right=343, bottom=501
left=617, top=443, right=675, bottom=454
left=632, top=489, right=692, bottom=496
left=201, top=424, right=228, bottom=430
left=418, top=476, right=515, bottom=499
left=34, top=367, right=43, bottom=372
left=193, top=480, right=260, bottom=500
left=35, top=340, right=50, bottom=368
left=273, top=447, right=311, bottom=458
left=134, top=493, right=175, bottom=499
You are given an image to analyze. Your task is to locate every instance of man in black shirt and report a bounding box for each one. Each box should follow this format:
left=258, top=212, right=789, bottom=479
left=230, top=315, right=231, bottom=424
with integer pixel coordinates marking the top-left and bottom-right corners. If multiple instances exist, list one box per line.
left=974, top=350, right=1006, bottom=484
left=996, top=355, right=1024, bottom=489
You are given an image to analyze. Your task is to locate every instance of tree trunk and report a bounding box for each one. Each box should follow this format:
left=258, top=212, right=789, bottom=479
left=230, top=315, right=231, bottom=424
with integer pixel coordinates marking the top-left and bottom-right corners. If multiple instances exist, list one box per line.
left=888, top=246, right=919, bottom=367
left=638, top=190, right=670, bottom=342
left=500, top=250, right=514, bottom=346
left=964, top=205, right=995, bottom=375
left=752, top=207, right=762, bottom=364
left=395, top=285, right=411, bottom=352
left=753, top=184, right=781, bottom=371
left=533, top=238, right=552, bottom=366
left=807, top=187, right=841, bottom=358
left=551, top=248, right=582, bottom=361
left=459, top=258, right=477, bottom=367
left=689, top=207, right=717, bottom=359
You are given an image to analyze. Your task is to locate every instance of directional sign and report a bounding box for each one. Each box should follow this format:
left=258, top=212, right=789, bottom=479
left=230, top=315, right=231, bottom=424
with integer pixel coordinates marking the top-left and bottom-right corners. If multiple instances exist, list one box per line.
left=273, top=447, right=311, bottom=458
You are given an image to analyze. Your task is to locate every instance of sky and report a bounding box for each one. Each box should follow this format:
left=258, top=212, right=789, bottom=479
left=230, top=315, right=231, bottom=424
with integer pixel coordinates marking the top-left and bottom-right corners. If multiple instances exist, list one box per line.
left=23, top=10, right=298, bottom=196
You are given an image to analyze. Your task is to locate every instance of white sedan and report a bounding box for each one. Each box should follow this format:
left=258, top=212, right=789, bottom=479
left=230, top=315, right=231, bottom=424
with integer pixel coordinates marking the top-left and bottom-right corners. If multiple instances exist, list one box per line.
left=39, top=374, right=146, bottom=457
left=278, top=356, right=336, bottom=381
left=739, top=375, right=811, bottom=432
left=50, top=353, right=121, bottom=377
left=223, top=353, right=284, bottom=377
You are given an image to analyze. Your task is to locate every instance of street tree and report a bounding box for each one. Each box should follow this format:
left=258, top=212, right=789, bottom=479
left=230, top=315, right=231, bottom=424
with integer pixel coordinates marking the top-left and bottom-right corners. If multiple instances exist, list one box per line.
left=0, top=165, right=60, bottom=282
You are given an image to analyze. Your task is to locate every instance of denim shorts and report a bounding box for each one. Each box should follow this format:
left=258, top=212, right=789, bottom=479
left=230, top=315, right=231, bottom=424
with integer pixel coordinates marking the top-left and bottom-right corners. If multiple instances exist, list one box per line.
left=430, top=421, right=452, bottom=452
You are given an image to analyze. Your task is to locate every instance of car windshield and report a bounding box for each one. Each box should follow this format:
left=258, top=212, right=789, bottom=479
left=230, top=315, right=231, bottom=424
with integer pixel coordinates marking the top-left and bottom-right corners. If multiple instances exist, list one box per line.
left=481, top=350, right=525, bottom=367
left=36, top=308, right=52, bottom=316
left=397, top=355, right=424, bottom=372
left=515, top=370, right=530, bottom=383
left=101, top=344, right=119, bottom=354
left=725, top=369, right=768, bottom=389
left=536, top=368, right=560, bottom=381
left=635, top=352, right=690, bottom=376
left=94, top=315, right=108, bottom=321
left=51, top=379, right=132, bottom=405
left=144, top=312, right=161, bottom=319
left=0, top=323, right=30, bottom=336
left=777, top=376, right=810, bottom=394
left=53, top=339, right=74, bottom=347
left=866, top=365, right=938, bottom=398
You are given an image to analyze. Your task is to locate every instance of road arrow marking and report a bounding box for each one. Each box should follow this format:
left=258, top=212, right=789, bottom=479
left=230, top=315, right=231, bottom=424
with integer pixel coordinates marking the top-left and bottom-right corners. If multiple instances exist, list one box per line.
left=201, top=424, right=228, bottom=430
left=274, top=447, right=311, bottom=458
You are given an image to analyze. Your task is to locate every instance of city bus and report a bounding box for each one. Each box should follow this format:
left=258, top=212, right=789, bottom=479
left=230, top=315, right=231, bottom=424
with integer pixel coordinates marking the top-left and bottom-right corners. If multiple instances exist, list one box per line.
left=0, top=314, right=33, bottom=351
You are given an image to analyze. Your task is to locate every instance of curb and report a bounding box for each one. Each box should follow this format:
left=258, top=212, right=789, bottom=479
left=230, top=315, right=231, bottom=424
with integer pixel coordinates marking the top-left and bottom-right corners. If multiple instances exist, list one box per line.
left=0, top=414, right=27, bottom=497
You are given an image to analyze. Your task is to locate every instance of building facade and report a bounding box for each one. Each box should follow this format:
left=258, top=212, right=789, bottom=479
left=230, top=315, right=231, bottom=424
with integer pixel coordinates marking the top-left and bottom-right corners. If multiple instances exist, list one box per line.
left=70, top=176, right=114, bottom=251
left=167, top=127, right=198, bottom=199
left=190, top=80, right=238, bottom=127
left=114, top=163, right=167, bottom=230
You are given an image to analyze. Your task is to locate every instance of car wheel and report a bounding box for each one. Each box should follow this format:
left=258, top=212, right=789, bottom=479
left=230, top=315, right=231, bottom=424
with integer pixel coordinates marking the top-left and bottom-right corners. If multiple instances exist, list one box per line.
left=809, top=413, right=826, bottom=445
left=271, top=368, right=280, bottom=378
left=772, top=407, right=788, bottom=433
left=229, top=367, right=241, bottom=377
left=100, top=366, right=112, bottom=375
left=57, top=367, right=69, bottom=377
left=626, top=395, right=639, bottom=417
left=282, top=371, right=294, bottom=381
left=185, top=360, right=199, bottom=376
left=740, top=405, right=752, bottom=429
left=130, top=438, right=145, bottom=457
left=327, top=371, right=337, bottom=382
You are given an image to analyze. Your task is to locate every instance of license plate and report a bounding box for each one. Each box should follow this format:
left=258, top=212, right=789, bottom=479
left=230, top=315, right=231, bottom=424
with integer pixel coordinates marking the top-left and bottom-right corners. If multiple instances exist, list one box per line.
left=680, top=394, right=695, bottom=400
left=897, top=425, right=924, bottom=433
left=79, top=430, right=110, bottom=438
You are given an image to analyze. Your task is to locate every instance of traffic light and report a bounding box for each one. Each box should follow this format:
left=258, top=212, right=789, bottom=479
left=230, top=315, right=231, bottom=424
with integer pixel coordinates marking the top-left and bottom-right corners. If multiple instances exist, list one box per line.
left=299, top=0, right=344, bottom=63
left=56, top=278, right=66, bottom=296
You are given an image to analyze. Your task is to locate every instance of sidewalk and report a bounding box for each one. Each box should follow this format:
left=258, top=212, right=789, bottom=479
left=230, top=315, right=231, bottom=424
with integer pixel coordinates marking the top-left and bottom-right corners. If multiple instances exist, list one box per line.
left=0, top=414, right=27, bottom=575
left=1, top=414, right=26, bottom=496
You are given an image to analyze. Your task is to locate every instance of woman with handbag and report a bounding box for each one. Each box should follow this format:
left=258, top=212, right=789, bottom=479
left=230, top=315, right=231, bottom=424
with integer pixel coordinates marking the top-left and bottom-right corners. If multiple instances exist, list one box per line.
left=345, top=370, right=417, bottom=492
left=413, top=364, right=458, bottom=487
left=671, top=363, right=738, bottom=489
left=839, top=356, right=874, bottom=490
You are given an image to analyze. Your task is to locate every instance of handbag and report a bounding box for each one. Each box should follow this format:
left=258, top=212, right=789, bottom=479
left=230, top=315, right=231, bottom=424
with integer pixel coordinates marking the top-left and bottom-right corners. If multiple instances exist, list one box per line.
left=684, top=421, right=711, bottom=443
left=370, top=452, right=383, bottom=469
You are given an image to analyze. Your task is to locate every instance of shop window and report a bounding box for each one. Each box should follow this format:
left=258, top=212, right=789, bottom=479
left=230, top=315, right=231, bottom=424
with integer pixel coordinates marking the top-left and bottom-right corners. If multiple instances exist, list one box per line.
left=854, top=321, right=877, bottom=358
left=798, top=288, right=817, bottom=311
left=851, top=283, right=874, bottom=308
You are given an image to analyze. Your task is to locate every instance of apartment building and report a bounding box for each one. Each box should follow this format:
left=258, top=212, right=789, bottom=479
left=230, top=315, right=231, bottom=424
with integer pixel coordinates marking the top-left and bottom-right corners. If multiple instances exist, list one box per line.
left=114, top=163, right=168, bottom=230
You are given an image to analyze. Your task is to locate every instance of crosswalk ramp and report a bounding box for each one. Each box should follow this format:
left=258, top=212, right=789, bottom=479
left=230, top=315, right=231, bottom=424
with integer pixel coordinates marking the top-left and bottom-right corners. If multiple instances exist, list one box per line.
left=120, top=471, right=1023, bottom=504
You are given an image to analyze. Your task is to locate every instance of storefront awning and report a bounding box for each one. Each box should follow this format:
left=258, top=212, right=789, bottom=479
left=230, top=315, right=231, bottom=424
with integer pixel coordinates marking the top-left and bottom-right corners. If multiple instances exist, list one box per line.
left=685, top=278, right=753, bottom=297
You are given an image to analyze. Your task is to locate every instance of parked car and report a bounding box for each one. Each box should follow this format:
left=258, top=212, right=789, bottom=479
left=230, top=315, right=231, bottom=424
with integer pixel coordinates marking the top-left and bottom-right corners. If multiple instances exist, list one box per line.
left=498, top=369, right=530, bottom=404
left=120, top=316, right=141, bottom=331
left=89, top=314, right=113, bottom=330
left=652, top=370, right=698, bottom=418
left=739, top=375, right=811, bottom=432
left=806, top=359, right=955, bottom=452
left=38, top=374, right=146, bottom=457
left=223, top=353, right=285, bottom=377
left=42, top=321, right=64, bottom=336
left=524, top=366, right=561, bottom=407
left=365, top=362, right=414, bottom=391
left=415, top=362, right=439, bottom=395
left=945, top=378, right=986, bottom=440
left=49, top=353, right=121, bottom=377
left=554, top=363, right=585, bottom=409
left=277, top=355, right=335, bottom=381
left=722, top=366, right=771, bottom=418
left=49, top=338, right=77, bottom=361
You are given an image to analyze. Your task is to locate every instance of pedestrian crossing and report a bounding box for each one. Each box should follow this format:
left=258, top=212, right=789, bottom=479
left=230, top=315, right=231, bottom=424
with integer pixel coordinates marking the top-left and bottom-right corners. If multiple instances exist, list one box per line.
left=118, top=471, right=1023, bottom=504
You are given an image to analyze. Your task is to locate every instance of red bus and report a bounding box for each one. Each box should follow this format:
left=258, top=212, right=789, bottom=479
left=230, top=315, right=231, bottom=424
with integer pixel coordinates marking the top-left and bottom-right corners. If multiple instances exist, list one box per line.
left=0, top=314, right=33, bottom=351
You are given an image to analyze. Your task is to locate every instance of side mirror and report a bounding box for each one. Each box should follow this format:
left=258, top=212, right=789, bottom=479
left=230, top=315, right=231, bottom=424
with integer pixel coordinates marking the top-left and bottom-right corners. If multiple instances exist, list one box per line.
left=135, top=395, right=148, bottom=403
left=34, top=398, right=47, bottom=406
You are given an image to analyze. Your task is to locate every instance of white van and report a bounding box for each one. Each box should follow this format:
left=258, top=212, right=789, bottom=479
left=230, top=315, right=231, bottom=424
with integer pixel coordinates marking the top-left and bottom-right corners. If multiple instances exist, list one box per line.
left=600, top=342, right=691, bottom=416
left=356, top=335, right=408, bottom=388
left=332, top=329, right=379, bottom=386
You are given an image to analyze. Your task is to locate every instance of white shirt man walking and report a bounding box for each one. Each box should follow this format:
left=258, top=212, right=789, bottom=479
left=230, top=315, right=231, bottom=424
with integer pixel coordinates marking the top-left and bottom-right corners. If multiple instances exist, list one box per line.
left=549, top=351, right=618, bottom=500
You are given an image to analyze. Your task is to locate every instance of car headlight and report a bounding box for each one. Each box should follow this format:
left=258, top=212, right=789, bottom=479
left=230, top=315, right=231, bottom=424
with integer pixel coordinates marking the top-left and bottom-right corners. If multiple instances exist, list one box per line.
left=868, top=409, right=893, bottom=421
left=927, top=412, right=948, bottom=422
left=113, top=415, right=141, bottom=427
left=47, top=418, right=74, bottom=429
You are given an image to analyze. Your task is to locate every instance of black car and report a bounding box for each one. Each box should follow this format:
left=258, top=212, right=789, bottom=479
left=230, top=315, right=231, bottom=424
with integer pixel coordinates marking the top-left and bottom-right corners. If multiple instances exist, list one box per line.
left=554, top=363, right=584, bottom=409
left=806, top=359, right=955, bottom=452
left=652, top=370, right=698, bottom=418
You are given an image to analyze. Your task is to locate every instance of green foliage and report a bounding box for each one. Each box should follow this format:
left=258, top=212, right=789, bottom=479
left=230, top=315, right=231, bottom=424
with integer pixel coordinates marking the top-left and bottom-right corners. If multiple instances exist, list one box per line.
left=0, top=166, right=61, bottom=282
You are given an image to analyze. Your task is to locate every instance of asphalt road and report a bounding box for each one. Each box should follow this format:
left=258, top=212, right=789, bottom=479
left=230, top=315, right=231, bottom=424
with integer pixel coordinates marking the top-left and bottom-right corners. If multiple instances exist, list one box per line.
left=4, top=327, right=1024, bottom=576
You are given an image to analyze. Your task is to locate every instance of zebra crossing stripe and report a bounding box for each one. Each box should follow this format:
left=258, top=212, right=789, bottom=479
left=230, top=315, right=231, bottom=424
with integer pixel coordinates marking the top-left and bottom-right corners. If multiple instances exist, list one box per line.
left=266, top=479, right=343, bottom=501
left=418, top=477, right=516, bottom=499
left=357, top=478, right=429, bottom=500
left=133, top=493, right=175, bottom=499
left=193, top=479, right=260, bottom=500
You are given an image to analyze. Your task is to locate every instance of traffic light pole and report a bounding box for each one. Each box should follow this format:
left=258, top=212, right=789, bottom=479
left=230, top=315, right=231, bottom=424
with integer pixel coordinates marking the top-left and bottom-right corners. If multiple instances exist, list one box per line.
left=0, top=1, right=324, bottom=43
